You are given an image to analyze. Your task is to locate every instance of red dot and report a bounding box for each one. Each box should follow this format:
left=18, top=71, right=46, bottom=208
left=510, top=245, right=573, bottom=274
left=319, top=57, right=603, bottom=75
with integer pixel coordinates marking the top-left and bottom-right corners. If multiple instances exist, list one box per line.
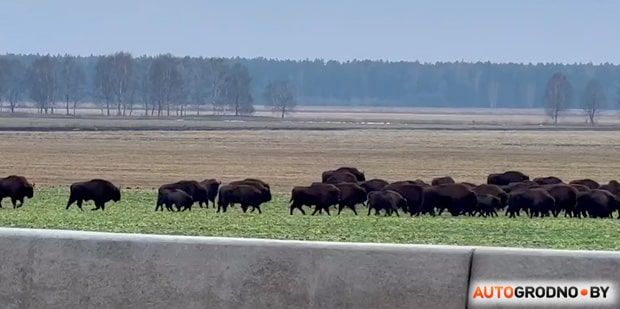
left=581, top=289, right=588, bottom=296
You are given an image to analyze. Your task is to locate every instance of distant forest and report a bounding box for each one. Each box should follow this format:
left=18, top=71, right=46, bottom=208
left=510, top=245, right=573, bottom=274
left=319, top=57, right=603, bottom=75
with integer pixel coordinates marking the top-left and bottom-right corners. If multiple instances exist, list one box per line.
left=0, top=53, right=619, bottom=114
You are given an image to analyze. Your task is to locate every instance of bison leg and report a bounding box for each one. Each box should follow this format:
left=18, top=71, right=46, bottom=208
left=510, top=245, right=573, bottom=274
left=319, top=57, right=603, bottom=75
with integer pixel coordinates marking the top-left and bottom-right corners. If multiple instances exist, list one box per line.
left=367, top=207, right=372, bottom=216
left=76, top=199, right=84, bottom=211
left=393, top=209, right=400, bottom=217
left=324, top=206, right=331, bottom=216
left=337, top=204, right=345, bottom=215
left=11, top=197, right=18, bottom=209
left=311, top=206, right=320, bottom=216
left=350, top=205, right=358, bottom=215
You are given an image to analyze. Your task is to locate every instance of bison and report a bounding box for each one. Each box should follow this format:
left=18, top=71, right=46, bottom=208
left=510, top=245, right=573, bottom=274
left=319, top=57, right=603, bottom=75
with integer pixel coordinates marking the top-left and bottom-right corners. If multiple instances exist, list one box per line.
left=570, top=184, right=591, bottom=193
left=541, top=184, right=577, bottom=217
left=156, top=189, right=193, bottom=212
left=199, top=179, right=221, bottom=208
left=159, top=180, right=208, bottom=208
left=423, top=183, right=478, bottom=216
left=360, top=178, right=389, bottom=193
left=533, top=176, right=563, bottom=185
left=0, top=175, right=34, bottom=209
left=217, top=184, right=269, bottom=213
left=575, top=189, right=617, bottom=218
left=384, top=182, right=426, bottom=216
left=487, top=171, right=530, bottom=186
left=66, top=179, right=121, bottom=211
left=322, top=167, right=365, bottom=183
left=500, top=181, right=539, bottom=193
left=506, top=188, right=554, bottom=218
left=324, top=171, right=359, bottom=184
left=569, top=179, right=600, bottom=190
left=228, top=179, right=272, bottom=209
left=476, top=194, right=501, bottom=217
left=332, top=182, right=367, bottom=215
left=472, top=184, right=508, bottom=208
left=367, top=190, right=407, bottom=216
left=289, top=183, right=340, bottom=215
left=431, top=176, right=455, bottom=186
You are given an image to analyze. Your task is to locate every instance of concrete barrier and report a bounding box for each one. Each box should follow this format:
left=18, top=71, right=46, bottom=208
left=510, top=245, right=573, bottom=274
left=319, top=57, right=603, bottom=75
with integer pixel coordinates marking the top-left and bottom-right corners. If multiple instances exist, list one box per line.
left=468, top=247, right=620, bottom=309
left=0, top=228, right=472, bottom=309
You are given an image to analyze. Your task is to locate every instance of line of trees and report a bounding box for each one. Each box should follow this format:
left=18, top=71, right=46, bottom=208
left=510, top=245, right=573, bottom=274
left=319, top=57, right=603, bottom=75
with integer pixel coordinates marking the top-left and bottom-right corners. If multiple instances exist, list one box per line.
left=0, top=53, right=619, bottom=123
left=0, top=53, right=297, bottom=118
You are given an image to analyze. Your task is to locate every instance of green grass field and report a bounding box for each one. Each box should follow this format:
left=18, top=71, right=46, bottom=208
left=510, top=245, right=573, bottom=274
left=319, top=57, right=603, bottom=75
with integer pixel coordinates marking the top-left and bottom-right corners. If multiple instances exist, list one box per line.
left=0, top=188, right=618, bottom=251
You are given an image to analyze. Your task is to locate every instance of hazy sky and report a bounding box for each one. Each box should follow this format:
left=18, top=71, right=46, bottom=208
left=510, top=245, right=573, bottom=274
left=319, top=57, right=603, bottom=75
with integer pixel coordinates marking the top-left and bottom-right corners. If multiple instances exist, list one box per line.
left=1, top=0, right=618, bottom=63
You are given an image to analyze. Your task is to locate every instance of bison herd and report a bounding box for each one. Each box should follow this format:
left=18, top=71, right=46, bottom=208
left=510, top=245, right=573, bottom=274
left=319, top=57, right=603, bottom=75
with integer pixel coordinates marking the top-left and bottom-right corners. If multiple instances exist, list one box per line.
left=0, top=168, right=619, bottom=220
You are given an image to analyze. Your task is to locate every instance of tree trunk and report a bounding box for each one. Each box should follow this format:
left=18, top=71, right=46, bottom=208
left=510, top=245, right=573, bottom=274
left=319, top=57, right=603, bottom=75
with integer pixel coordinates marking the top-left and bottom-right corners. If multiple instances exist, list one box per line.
left=66, top=95, right=70, bottom=116
left=281, top=105, right=286, bottom=119
left=73, top=101, right=77, bottom=115
left=106, top=102, right=110, bottom=116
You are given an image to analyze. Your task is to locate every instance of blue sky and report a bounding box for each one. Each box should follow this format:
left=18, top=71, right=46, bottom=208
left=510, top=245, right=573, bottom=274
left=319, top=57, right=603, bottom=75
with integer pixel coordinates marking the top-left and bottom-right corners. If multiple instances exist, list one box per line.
left=0, top=0, right=618, bottom=63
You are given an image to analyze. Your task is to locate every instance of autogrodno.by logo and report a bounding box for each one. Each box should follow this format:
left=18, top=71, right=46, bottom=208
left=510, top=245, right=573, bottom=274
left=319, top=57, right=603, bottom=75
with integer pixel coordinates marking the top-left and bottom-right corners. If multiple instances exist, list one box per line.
left=469, top=281, right=617, bottom=306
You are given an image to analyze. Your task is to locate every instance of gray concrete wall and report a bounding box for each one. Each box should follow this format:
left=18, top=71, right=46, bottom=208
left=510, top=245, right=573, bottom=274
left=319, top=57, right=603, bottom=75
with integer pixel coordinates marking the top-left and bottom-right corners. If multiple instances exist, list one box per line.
left=469, top=247, right=620, bottom=309
left=0, top=228, right=472, bottom=309
left=0, top=228, right=619, bottom=308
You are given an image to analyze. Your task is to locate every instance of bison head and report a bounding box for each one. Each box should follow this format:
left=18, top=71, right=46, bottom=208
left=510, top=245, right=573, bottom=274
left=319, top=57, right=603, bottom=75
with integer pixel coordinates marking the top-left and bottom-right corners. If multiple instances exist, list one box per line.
left=24, top=185, right=34, bottom=199
left=112, top=186, right=121, bottom=202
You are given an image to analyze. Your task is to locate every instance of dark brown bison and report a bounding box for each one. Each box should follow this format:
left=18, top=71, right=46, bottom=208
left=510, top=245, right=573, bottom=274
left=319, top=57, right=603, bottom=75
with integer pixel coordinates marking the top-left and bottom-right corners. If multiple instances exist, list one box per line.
left=360, top=178, right=389, bottom=193
left=476, top=195, right=501, bottom=217
left=500, top=181, right=539, bottom=193
left=569, top=179, right=600, bottom=190
left=533, top=176, right=563, bottom=185
left=228, top=179, right=272, bottom=209
left=541, top=184, right=577, bottom=217
left=472, top=184, right=508, bottom=208
left=324, top=171, right=359, bottom=184
left=487, top=171, right=530, bottom=186
left=384, top=182, right=426, bottom=216
left=431, top=176, right=455, bottom=186
left=600, top=181, right=620, bottom=198
left=575, top=190, right=617, bottom=218
left=199, top=179, right=221, bottom=208
left=159, top=180, right=208, bottom=208
left=570, top=184, right=591, bottom=193
left=66, top=179, right=121, bottom=211
left=156, top=189, right=193, bottom=212
left=322, top=167, right=365, bottom=182
left=0, top=175, right=34, bottom=208
left=460, top=182, right=478, bottom=189
left=506, top=188, right=554, bottom=218
left=408, top=179, right=430, bottom=186
left=217, top=184, right=269, bottom=213
left=423, top=184, right=478, bottom=216
left=290, top=184, right=340, bottom=215
left=332, top=183, right=367, bottom=215
left=367, top=190, right=407, bottom=216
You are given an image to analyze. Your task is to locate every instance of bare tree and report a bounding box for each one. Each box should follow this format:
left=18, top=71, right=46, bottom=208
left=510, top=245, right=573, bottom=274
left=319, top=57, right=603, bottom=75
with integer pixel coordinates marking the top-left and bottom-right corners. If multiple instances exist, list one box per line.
left=0, top=58, right=7, bottom=111
left=57, top=56, right=85, bottom=115
left=206, top=59, right=229, bottom=114
left=95, top=56, right=113, bottom=115
left=264, top=79, right=296, bottom=119
left=581, top=79, right=606, bottom=125
left=544, top=73, right=572, bottom=125
left=217, top=63, right=253, bottom=116
left=110, top=52, right=133, bottom=116
left=94, top=53, right=133, bottom=116
left=28, top=56, right=56, bottom=114
left=5, top=59, right=27, bottom=113
left=149, top=54, right=183, bottom=117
